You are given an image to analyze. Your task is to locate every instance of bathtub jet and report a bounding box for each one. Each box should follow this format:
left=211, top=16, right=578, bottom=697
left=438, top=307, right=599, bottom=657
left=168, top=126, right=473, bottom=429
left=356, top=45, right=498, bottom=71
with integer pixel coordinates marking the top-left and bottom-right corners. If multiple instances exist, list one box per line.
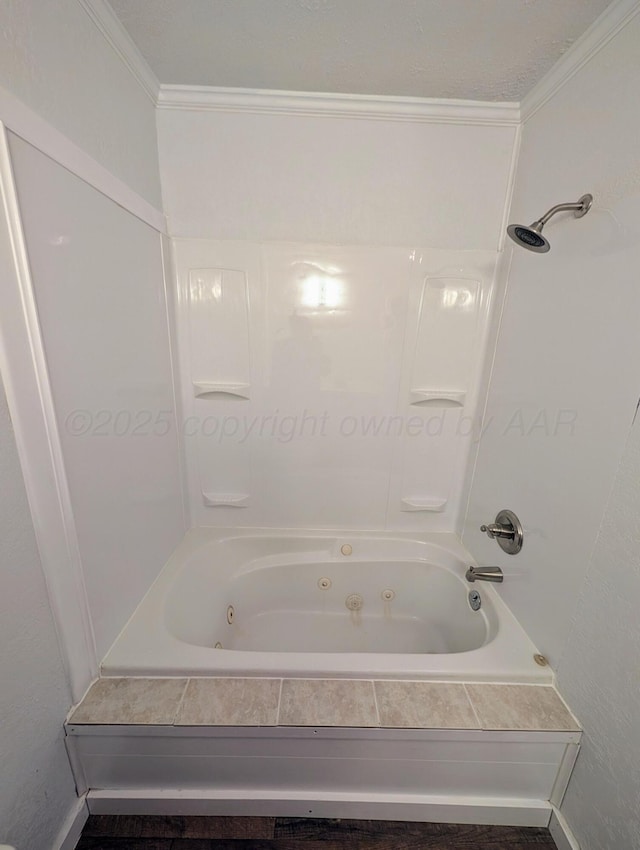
left=507, top=193, right=593, bottom=253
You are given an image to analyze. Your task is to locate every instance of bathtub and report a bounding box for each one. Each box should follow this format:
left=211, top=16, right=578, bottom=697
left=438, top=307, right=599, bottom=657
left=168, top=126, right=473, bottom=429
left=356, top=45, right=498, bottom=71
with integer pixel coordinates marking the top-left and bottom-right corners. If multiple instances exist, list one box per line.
left=102, top=527, right=551, bottom=682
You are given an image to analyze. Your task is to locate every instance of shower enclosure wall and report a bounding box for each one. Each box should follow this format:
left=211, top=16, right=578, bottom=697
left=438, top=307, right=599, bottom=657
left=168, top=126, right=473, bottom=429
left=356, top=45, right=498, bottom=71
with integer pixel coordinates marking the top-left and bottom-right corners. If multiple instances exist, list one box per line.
left=174, top=239, right=496, bottom=532
left=0, top=30, right=591, bottom=843
left=159, top=101, right=519, bottom=537
left=0, top=93, right=522, bottom=700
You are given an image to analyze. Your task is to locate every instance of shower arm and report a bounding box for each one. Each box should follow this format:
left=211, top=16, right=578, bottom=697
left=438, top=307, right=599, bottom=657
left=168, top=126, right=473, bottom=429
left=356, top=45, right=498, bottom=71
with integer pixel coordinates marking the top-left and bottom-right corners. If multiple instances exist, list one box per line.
left=535, top=197, right=591, bottom=227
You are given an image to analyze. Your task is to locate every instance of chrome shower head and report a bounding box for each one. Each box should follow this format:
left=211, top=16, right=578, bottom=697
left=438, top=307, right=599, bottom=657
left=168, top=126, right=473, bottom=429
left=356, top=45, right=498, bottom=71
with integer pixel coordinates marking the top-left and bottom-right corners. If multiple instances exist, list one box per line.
left=507, top=193, right=593, bottom=253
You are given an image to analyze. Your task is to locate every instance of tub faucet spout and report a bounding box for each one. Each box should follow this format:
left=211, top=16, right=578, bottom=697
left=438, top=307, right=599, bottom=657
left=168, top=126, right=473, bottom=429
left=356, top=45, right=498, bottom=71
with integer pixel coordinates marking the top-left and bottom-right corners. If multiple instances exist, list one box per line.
left=466, top=565, right=503, bottom=583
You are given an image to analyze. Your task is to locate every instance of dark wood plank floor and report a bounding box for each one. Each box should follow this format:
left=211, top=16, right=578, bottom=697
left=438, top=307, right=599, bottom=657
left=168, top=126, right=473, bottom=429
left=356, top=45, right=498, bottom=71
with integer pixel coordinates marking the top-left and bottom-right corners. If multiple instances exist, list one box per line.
left=77, top=816, right=558, bottom=849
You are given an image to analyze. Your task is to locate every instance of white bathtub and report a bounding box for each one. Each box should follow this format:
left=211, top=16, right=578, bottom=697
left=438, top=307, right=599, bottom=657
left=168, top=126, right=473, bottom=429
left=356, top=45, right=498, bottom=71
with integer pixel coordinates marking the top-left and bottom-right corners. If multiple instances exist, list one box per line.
left=102, top=528, right=551, bottom=682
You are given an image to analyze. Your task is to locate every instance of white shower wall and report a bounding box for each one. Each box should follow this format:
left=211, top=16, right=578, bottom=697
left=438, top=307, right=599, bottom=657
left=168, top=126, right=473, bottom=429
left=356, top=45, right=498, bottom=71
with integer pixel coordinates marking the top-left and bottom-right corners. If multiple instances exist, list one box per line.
left=8, top=133, right=186, bottom=659
left=463, top=9, right=640, bottom=666
left=157, top=108, right=517, bottom=248
left=0, top=0, right=161, bottom=208
left=159, top=106, right=518, bottom=530
left=174, top=240, right=498, bottom=530
left=463, top=10, right=640, bottom=849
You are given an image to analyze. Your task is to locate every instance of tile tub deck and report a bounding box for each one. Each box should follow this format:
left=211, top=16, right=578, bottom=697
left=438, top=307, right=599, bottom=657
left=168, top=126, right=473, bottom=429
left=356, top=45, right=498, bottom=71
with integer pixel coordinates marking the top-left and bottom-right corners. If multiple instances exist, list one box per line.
left=65, top=678, right=581, bottom=829
left=68, top=677, right=580, bottom=732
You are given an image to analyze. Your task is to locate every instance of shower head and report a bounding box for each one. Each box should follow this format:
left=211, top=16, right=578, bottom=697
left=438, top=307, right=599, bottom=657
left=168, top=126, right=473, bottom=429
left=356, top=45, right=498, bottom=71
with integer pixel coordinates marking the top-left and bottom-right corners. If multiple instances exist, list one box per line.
left=507, top=193, right=593, bottom=253
left=507, top=221, right=550, bottom=253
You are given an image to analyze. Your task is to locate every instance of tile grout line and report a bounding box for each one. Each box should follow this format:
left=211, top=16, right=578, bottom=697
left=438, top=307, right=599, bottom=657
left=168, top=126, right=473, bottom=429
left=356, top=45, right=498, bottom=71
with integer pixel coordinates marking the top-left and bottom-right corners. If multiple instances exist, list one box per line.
left=550, top=685, right=583, bottom=730
left=275, top=678, right=284, bottom=726
left=172, top=678, right=191, bottom=726
left=462, top=683, right=484, bottom=730
left=371, top=680, right=382, bottom=727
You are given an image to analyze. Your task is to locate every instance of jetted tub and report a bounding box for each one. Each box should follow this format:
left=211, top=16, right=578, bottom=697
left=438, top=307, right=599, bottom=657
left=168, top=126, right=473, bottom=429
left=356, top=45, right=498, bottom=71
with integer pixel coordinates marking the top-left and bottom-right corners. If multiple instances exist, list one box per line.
left=102, top=528, right=551, bottom=682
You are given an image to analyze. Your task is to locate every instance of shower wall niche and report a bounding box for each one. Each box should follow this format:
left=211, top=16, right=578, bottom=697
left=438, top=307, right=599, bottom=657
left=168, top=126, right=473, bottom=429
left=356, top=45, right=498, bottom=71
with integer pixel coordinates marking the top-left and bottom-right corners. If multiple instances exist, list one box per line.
left=174, top=240, right=498, bottom=530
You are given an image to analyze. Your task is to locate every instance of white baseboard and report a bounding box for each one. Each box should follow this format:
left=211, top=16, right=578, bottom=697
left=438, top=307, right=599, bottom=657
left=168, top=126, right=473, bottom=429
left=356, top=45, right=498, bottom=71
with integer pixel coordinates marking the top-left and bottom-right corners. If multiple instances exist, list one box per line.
left=550, top=807, right=581, bottom=850
left=87, top=788, right=551, bottom=827
left=53, top=797, right=89, bottom=850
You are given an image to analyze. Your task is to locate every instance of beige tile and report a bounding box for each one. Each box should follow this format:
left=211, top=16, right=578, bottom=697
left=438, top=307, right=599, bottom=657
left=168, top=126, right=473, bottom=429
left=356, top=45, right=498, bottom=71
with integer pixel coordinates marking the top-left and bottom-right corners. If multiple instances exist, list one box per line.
left=69, top=677, right=187, bottom=724
left=466, top=684, right=580, bottom=731
left=375, top=681, right=479, bottom=729
left=279, top=679, right=378, bottom=727
left=176, top=678, right=281, bottom=726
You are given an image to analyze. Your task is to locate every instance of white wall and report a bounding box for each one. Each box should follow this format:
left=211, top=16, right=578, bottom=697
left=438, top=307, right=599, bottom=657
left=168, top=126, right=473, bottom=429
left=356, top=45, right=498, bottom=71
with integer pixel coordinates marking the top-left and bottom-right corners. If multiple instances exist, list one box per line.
left=0, top=377, right=79, bottom=850
left=159, top=106, right=517, bottom=530
left=174, top=240, right=499, bottom=531
left=464, top=11, right=640, bottom=663
left=158, top=108, right=516, bottom=248
left=8, top=133, right=186, bottom=660
left=0, top=0, right=161, bottom=208
left=557, top=415, right=640, bottom=850
left=464, top=9, right=640, bottom=849
left=0, top=8, right=180, bottom=843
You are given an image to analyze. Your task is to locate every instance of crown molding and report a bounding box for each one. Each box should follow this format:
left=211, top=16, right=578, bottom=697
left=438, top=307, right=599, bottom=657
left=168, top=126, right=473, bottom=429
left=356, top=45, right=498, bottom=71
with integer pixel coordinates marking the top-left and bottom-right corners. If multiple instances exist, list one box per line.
left=521, top=0, right=640, bottom=123
left=157, top=85, right=521, bottom=127
left=76, top=0, right=160, bottom=104
left=79, top=0, right=640, bottom=128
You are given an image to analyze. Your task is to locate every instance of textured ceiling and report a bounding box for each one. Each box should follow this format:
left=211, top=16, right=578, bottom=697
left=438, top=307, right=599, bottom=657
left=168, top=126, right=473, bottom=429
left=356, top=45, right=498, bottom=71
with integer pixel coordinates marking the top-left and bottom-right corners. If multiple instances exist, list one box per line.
left=108, top=0, right=613, bottom=101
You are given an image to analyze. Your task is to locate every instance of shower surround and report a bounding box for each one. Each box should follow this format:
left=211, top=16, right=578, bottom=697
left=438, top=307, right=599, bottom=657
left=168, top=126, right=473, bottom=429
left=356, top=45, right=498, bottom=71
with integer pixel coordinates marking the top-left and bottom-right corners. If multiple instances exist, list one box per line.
left=173, top=240, right=499, bottom=533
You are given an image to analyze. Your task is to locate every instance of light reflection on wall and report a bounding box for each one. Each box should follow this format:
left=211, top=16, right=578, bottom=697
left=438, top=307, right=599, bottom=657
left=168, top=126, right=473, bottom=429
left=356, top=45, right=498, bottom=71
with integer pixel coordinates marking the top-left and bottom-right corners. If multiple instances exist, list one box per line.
left=297, top=264, right=345, bottom=311
left=192, top=271, right=222, bottom=303
left=441, top=286, right=476, bottom=310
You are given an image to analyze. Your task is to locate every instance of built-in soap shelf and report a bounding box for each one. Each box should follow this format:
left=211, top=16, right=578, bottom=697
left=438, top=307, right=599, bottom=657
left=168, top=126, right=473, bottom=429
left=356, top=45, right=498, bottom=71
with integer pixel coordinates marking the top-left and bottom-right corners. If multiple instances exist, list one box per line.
left=188, top=268, right=251, bottom=404
left=409, top=389, right=466, bottom=407
left=193, top=382, right=250, bottom=399
left=202, top=493, right=250, bottom=508
left=406, top=276, right=480, bottom=415
left=400, top=497, right=448, bottom=513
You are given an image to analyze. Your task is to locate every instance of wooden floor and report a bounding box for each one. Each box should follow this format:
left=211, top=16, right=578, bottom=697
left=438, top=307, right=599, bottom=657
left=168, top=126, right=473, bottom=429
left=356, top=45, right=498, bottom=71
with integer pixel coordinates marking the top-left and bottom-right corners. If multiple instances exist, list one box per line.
left=77, top=816, right=558, bottom=849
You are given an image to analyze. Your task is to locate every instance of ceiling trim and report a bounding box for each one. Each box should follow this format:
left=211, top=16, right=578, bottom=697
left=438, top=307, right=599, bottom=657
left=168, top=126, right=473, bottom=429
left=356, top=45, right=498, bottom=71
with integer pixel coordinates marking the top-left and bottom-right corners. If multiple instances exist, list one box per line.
left=157, top=86, right=521, bottom=127
left=82, top=0, right=639, bottom=127
left=76, top=0, right=160, bottom=104
left=520, top=0, right=640, bottom=122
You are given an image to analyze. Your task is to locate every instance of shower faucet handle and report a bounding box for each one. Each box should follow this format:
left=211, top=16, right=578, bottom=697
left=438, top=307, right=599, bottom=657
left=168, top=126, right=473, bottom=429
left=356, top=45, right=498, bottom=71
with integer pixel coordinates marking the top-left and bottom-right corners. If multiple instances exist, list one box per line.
left=480, top=509, right=523, bottom=555
left=480, top=522, right=512, bottom=539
